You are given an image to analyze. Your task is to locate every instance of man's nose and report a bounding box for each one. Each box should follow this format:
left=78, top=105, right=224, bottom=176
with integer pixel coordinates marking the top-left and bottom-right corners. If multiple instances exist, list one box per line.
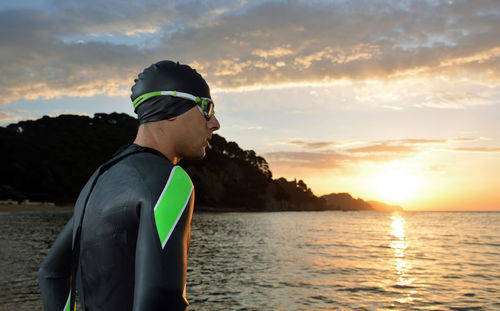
left=208, top=115, right=220, bottom=131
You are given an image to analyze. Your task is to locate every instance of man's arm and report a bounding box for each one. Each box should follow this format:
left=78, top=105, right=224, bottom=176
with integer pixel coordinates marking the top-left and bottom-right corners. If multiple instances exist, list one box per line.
left=133, top=166, right=194, bottom=311
left=38, top=216, right=73, bottom=311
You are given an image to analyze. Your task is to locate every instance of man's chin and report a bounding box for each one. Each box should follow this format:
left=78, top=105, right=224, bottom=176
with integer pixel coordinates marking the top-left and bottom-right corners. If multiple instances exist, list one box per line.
left=182, top=149, right=206, bottom=161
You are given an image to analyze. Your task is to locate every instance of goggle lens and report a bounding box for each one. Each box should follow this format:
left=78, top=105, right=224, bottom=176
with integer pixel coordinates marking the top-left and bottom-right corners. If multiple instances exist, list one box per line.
left=198, top=98, right=215, bottom=119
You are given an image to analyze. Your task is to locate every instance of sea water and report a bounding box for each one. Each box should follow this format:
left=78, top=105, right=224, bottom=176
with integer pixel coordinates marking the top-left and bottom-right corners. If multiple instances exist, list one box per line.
left=1, top=211, right=499, bottom=310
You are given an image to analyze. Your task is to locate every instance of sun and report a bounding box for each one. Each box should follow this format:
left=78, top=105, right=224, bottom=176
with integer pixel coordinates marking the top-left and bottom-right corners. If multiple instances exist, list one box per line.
left=371, top=167, right=420, bottom=204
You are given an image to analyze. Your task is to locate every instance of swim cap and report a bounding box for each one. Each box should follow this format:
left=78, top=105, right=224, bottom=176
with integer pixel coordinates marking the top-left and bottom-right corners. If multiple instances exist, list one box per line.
left=131, top=60, right=211, bottom=124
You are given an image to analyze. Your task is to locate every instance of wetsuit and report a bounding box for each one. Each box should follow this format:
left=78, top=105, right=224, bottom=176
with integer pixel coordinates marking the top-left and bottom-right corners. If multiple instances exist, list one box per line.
left=38, top=144, right=194, bottom=310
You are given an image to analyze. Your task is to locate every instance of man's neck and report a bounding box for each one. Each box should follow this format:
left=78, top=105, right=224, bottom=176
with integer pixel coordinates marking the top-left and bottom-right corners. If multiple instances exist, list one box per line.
left=134, top=124, right=180, bottom=164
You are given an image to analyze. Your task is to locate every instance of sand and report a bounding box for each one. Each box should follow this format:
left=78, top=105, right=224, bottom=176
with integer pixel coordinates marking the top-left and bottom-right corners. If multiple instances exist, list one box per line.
left=0, top=204, right=73, bottom=213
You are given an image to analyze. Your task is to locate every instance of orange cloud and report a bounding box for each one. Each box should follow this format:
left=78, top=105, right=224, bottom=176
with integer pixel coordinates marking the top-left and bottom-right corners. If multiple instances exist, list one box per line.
left=345, top=144, right=416, bottom=154
left=264, top=151, right=350, bottom=169
left=286, top=140, right=338, bottom=149
left=0, top=110, right=23, bottom=122
left=252, top=45, right=294, bottom=59
left=265, top=136, right=499, bottom=169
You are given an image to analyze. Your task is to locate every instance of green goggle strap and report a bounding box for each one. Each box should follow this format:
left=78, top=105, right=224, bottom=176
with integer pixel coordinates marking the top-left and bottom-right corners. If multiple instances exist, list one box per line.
left=132, top=90, right=212, bottom=112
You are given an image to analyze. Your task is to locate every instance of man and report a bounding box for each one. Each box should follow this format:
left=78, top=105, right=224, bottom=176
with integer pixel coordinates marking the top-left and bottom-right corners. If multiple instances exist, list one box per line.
left=38, top=60, right=220, bottom=310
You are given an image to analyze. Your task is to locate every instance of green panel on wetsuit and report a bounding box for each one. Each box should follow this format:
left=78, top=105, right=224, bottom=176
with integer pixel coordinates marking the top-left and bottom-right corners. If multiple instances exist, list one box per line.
left=63, top=291, right=71, bottom=311
left=154, top=166, right=193, bottom=248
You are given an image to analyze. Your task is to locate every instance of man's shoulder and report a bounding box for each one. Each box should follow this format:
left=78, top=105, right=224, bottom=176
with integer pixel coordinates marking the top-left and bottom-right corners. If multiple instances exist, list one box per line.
left=121, top=152, right=193, bottom=202
left=104, top=145, right=193, bottom=193
left=120, top=149, right=175, bottom=178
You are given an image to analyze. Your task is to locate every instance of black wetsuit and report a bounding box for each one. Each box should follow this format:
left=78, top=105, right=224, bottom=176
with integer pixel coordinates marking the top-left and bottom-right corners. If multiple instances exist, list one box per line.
left=38, top=144, right=194, bottom=310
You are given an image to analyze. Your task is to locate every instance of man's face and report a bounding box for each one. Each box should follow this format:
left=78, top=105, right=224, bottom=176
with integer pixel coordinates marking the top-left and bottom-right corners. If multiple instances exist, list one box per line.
left=174, top=105, right=220, bottom=160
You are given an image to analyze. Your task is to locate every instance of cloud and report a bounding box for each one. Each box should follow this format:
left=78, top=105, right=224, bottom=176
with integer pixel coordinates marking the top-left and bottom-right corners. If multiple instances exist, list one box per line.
left=388, top=139, right=448, bottom=144
left=344, top=138, right=453, bottom=154
left=0, top=0, right=499, bottom=105
left=283, top=137, right=481, bottom=151
left=0, top=9, right=145, bottom=104
left=264, top=150, right=350, bottom=169
left=452, top=137, right=479, bottom=142
left=265, top=136, right=499, bottom=169
left=252, top=45, right=294, bottom=59
left=286, top=140, right=338, bottom=149
left=0, top=109, right=31, bottom=124
left=231, top=124, right=264, bottom=131
left=345, top=143, right=417, bottom=154
left=421, top=90, right=492, bottom=109
left=0, top=110, right=23, bottom=122
left=452, top=147, right=500, bottom=152
left=264, top=147, right=425, bottom=170
left=383, top=105, right=404, bottom=110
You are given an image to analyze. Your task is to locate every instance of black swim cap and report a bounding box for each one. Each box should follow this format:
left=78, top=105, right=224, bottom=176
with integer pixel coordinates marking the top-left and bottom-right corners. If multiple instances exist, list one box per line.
left=131, top=60, right=211, bottom=124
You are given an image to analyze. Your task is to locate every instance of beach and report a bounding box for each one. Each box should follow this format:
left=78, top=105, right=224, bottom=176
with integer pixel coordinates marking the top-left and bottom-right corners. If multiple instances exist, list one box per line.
left=0, top=204, right=73, bottom=213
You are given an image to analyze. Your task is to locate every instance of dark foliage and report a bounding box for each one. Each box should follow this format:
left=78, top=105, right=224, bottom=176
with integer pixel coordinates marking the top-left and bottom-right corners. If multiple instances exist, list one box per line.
left=0, top=113, right=322, bottom=210
left=321, top=193, right=374, bottom=211
left=0, top=113, right=137, bottom=204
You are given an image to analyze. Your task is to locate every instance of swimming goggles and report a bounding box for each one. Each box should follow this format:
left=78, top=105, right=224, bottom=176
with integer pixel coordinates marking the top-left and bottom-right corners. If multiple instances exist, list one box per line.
left=133, top=90, right=215, bottom=119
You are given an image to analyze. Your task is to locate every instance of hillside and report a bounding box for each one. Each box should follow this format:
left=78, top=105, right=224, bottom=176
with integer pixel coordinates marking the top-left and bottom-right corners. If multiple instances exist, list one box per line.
left=321, top=193, right=403, bottom=212
left=0, top=113, right=402, bottom=212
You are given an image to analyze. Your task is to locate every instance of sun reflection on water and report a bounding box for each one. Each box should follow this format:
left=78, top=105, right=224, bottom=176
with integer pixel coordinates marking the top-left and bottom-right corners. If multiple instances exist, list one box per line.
left=390, top=213, right=415, bottom=305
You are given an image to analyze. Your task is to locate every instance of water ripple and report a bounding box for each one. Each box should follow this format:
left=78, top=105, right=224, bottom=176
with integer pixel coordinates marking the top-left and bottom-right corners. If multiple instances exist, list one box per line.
left=1, top=211, right=499, bottom=310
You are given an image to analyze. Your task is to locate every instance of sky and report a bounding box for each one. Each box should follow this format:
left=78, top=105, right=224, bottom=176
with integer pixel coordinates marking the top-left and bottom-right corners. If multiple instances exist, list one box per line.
left=1, top=0, right=499, bottom=211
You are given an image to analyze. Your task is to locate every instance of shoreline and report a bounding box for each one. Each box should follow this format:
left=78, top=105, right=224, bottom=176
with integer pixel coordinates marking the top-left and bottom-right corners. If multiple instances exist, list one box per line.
left=1, top=204, right=493, bottom=214
left=0, top=204, right=74, bottom=213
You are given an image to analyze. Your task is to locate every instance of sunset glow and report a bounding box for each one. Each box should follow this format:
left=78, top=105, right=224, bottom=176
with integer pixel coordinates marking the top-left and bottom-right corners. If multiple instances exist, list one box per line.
left=371, top=165, right=421, bottom=205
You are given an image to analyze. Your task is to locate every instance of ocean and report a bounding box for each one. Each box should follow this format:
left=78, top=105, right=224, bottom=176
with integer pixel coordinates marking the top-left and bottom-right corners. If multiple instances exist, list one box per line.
left=0, top=211, right=499, bottom=310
